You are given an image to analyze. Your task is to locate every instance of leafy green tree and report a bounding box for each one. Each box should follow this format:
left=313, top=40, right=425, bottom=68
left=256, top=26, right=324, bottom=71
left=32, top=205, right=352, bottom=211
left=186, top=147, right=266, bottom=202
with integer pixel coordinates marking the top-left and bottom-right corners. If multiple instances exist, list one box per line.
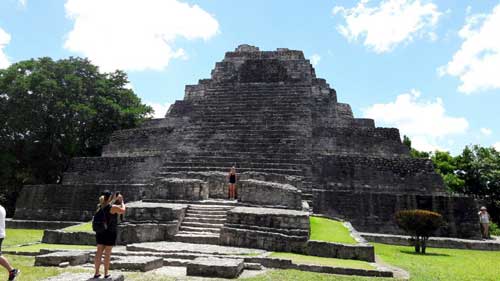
left=402, top=135, right=431, bottom=159
left=430, top=151, right=465, bottom=192
left=0, top=57, right=152, bottom=214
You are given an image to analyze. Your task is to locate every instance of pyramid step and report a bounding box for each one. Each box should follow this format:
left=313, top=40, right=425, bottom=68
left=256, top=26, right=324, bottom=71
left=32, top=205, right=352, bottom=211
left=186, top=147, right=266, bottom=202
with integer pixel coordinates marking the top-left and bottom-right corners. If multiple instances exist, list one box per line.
left=173, top=232, right=220, bottom=245
left=180, top=226, right=221, bottom=233
left=181, top=222, right=225, bottom=229
left=185, top=213, right=227, bottom=219
left=163, top=258, right=192, bottom=267
left=186, top=209, right=228, bottom=215
left=183, top=217, right=226, bottom=224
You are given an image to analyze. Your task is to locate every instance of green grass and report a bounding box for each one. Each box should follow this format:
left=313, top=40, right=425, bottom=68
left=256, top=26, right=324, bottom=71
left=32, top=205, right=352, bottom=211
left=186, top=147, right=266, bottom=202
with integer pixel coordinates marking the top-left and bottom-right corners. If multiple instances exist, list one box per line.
left=2, top=229, right=43, bottom=248
left=62, top=222, right=93, bottom=233
left=6, top=243, right=95, bottom=253
left=374, top=243, right=500, bottom=281
left=310, top=217, right=357, bottom=244
left=241, top=269, right=395, bottom=281
left=270, top=252, right=374, bottom=270
left=0, top=255, right=87, bottom=281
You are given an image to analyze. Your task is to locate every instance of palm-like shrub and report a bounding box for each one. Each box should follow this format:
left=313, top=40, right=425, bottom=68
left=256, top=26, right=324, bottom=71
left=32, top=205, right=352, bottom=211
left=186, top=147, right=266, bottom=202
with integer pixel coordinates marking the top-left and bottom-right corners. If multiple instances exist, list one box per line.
left=395, top=209, right=444, bottom=254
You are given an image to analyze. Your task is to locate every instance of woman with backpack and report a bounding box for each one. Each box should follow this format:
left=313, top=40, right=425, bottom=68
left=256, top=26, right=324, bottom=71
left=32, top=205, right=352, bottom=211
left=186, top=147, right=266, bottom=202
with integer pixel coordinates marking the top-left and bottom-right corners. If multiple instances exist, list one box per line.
left=93, top=190, right=126, bottom=279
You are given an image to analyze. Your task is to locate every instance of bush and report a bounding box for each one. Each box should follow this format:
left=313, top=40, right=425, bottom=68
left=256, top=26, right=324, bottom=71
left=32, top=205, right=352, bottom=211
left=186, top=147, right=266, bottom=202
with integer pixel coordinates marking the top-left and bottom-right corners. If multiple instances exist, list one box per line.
left=490, top=222, right=500, bottom=236
left=395, top=209, right=444, bottom=254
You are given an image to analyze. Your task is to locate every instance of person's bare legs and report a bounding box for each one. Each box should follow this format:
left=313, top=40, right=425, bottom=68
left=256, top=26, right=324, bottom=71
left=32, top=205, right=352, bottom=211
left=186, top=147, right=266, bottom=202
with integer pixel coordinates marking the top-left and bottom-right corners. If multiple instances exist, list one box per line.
left=103, top=246, right=113, bottom=276
left=94, top=244, right=104, bottom=276
left=0, top=256, right=14, bottom=272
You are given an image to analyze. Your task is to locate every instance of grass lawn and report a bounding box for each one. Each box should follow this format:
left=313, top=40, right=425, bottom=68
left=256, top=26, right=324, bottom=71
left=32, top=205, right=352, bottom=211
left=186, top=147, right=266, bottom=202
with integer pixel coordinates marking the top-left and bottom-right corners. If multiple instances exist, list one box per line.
left=375, top=243, right=500, bottom=281
left=241, top=269, right=394, bottom=281
left=62, top=222, right=93, bottom=233
left=6, top=243, right=95, bottom=253
left=269, top=252, right=374, bottom=270
left=2, top=229, right=43, bottom=248
left=0, top=255, right=86, bottom=281
left=310, top=216, right=357, bottom=244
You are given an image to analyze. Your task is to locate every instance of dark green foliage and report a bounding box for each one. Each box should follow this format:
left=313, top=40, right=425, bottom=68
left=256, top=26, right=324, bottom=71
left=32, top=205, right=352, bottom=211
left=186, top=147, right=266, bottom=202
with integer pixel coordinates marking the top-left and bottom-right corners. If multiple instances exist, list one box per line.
left=0, top=57, right=152, bottom=215
left=395, top=209, right=444, bottom=254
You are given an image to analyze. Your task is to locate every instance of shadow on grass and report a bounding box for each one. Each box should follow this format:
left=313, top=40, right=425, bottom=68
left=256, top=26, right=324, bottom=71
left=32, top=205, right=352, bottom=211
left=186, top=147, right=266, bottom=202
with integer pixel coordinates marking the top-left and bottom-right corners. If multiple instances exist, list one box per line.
left=400, top=250, right=451, bottom=257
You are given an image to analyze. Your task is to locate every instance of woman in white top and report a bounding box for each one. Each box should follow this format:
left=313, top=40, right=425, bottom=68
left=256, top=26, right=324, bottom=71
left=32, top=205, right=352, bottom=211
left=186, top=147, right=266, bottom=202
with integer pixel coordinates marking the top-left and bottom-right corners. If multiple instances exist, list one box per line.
left=478, top=206, right=491, bottom=239
left=0, top=205, right=20, bottom=280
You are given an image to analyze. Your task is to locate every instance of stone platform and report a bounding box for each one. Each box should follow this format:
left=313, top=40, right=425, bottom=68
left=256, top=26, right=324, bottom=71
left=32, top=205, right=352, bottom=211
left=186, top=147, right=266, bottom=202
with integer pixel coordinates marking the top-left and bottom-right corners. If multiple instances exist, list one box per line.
left=186, top=257, right=244, bottom=278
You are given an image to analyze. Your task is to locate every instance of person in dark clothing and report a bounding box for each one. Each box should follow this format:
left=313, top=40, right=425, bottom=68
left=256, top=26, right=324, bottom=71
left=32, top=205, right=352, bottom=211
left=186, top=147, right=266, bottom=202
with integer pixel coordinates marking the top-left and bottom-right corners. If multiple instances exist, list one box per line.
left=93, top=190, right=126, bottom=279
left=228, top=166, right=237, bottom=200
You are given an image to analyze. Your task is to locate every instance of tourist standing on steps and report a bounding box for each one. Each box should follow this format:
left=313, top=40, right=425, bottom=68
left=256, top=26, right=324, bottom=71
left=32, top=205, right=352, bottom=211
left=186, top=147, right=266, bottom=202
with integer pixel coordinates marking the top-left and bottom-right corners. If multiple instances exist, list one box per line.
left=93, top=190, right=126, bottom=279
left=228, top=166, right=237, bottom=200
left=0, top=205, right=20, bottom=281
left=478, top=206, right=491, bottom=239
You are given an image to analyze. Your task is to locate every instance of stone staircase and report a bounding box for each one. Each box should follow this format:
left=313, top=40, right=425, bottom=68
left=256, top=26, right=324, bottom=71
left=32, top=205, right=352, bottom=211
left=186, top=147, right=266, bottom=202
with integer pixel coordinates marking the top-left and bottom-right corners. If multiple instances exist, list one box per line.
left=173, top=204, right=234, bottom=245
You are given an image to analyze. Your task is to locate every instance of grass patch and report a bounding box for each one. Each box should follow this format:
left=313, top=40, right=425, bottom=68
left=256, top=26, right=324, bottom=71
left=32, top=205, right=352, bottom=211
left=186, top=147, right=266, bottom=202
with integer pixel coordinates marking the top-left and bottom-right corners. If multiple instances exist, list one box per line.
left=374, top=243, right=500, bottom=281
left=0, top=255, right=86, bottom=281
left=270, top=252, right=374, bottom=270
left=2, top=229, right=43, bottom=248
left=62, top=222, right=93, bottom=233
left=310, top=217, right=357, bottom=244
left=6, top=243, right=95, bottom=253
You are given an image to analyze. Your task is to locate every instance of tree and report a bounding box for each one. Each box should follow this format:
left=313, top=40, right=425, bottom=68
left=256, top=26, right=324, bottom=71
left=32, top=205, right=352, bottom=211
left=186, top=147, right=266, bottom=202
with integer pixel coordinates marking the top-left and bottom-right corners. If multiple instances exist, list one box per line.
left=402, top=135, right=430, bottom=159
left=395, top=210, right=444, bottom=254
left=0, top=57, right=152, bottom=215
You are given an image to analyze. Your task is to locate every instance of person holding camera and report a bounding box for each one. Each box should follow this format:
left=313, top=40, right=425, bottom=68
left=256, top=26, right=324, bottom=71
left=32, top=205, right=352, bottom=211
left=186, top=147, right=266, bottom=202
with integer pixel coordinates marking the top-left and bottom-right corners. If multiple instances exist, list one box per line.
left=478, top=206, right=491, bottom=240
left=0, top=204, right=20, bottom=280
left=92, top=190, right=126, bottom=279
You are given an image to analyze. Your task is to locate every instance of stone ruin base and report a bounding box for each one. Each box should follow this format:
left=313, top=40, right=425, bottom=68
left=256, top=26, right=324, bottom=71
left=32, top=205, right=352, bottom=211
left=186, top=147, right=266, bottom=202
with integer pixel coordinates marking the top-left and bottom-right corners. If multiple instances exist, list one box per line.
left=43, top=273, right=124, bottom=281
left=186, top=257, right=244, bottom=279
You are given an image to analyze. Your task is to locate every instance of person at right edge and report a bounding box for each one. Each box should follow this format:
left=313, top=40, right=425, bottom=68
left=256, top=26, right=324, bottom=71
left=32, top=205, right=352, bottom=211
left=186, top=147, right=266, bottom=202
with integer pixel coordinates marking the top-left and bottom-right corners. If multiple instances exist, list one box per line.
left=93, top=191, right=126, bottom=279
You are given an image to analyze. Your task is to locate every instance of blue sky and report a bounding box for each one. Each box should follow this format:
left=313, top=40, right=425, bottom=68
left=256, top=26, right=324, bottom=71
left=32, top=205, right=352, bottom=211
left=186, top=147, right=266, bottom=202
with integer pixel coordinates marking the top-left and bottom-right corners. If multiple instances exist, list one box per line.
left=0, top=0, right=499, bottom=154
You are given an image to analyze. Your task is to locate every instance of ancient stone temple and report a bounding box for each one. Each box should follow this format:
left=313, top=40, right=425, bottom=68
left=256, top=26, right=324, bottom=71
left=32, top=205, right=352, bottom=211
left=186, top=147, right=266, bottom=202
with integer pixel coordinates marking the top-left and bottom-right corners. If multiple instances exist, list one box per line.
left=14, top=44, right=478, bottom=239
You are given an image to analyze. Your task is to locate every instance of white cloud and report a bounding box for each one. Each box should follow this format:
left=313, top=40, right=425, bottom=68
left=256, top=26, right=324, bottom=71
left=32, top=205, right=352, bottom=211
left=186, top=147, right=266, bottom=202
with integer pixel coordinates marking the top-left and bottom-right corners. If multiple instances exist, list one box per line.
left=494, top=142, right=500, bottom=151
left=18, top=0, right=26, bottom=7
left=480, top=127, right=492, bottom=136
left=333, top=0, right=441, bottom=53
left=363, top=89, right=469, bottom=151
left=310, top=54, right=321, bottom=66
left=0, top=27, right=11, bottom=68
left=439, top=4, right=500, bottom=94
left=64, top=0, right=219, bottom=72
left=146, top=102, right=171, bottom=119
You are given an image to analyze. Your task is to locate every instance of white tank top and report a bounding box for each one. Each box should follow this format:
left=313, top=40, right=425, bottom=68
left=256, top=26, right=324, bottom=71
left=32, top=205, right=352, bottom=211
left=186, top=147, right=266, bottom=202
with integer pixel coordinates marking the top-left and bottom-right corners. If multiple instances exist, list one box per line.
left=479, top=212, right=490, bottom=224
left=0, top=205, right=6, bottom=239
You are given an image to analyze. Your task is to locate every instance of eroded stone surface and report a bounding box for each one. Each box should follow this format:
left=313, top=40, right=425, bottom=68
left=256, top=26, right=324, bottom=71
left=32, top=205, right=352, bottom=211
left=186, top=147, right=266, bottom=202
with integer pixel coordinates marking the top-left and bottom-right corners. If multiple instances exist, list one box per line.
left=187, top=257, right=244, bottom=278
left=110, top=256, right=164, bottom=272
left=126, top=241, right=265, bottom=255
left=35, top=251, right=90, bottom=267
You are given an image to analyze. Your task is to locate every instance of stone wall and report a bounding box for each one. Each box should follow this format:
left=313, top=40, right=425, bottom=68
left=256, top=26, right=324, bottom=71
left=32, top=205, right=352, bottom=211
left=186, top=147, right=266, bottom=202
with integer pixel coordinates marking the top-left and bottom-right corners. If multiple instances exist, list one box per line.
left=312, top=127, right=409, bottom=157
left=220, top=207, right=309, bottom=252
left=14, top=184, right=150, bottom=221
left=238, top=180, right=302, bottom=209
left=146, top=178, right=208, bottom=201
left=63, top=155, right=163, bottom=184
left=304, top=240, right=375, bottom=262
left=313, top=190, right=480, bottom=239
left=312, top=154, right=443, bottom=193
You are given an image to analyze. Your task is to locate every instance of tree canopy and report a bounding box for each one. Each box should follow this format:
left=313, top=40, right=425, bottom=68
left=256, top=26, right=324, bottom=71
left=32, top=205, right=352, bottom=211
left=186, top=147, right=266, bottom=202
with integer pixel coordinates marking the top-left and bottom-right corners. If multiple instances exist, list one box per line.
left=0, top=57, right=152, bottom=213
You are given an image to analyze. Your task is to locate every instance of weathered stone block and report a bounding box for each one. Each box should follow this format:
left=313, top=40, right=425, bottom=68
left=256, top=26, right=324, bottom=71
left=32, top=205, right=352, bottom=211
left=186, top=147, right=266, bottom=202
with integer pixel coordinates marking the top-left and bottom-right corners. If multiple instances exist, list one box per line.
left=148, top=178, right=208, bottom=200
left=186, top=257, right=244, bottom=278
left=35, top=251, right=90, bottom=266
left=110, top=256, right=164, bottom=272
left=305, top=240, right=375, bottom=262
left=42, top=273, right=124, bottom=281
left=238, top=179, right=302, bottom=209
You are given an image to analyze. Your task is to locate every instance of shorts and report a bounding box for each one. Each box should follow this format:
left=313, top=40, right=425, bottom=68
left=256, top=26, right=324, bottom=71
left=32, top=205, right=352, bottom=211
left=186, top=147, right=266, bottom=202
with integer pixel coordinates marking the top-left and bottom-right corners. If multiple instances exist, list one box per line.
left=0, top=238, right=3, bottom=255
left=96, top=231, right=117, bottom=246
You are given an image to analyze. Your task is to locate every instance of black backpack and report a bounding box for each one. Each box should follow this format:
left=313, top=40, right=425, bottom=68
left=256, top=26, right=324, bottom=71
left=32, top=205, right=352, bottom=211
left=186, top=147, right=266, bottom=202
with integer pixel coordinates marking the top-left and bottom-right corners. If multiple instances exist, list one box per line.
left=92, top=205, right=109, bottom=233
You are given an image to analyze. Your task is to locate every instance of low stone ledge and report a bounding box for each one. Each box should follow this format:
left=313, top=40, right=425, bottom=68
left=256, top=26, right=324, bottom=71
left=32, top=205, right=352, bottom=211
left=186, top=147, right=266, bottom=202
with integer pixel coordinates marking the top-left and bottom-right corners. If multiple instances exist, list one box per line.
left=186, top=257, right=244, bottom=279
left=224, top=223, right=309, bottom=236
left=124, top=201, right=187, bottom=223
left=42, top=273, right=124, bottom=281
left=291, top=263, right=393, bottom=278
left=118, top=222, right=180, bottom=245
left=110, top=256, right=164, bottom=272
left=6, top=219, right=81, bottom=230
left=42, top=230, right=95, bottom=246
left=304, top=240, right=375, bottom=262
left=35, top=251, right=90, bottom=266
left=361, top=232, right=500, bottom=251
left=226, top=206, right=310, bottom=230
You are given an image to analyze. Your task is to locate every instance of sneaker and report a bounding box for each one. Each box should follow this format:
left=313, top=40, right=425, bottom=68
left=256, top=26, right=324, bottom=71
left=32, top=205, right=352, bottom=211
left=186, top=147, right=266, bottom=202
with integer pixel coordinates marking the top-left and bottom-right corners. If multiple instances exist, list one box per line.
left=104, top=274, right=111, bottom=279
left=8, top=269, right=20, bottom=281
